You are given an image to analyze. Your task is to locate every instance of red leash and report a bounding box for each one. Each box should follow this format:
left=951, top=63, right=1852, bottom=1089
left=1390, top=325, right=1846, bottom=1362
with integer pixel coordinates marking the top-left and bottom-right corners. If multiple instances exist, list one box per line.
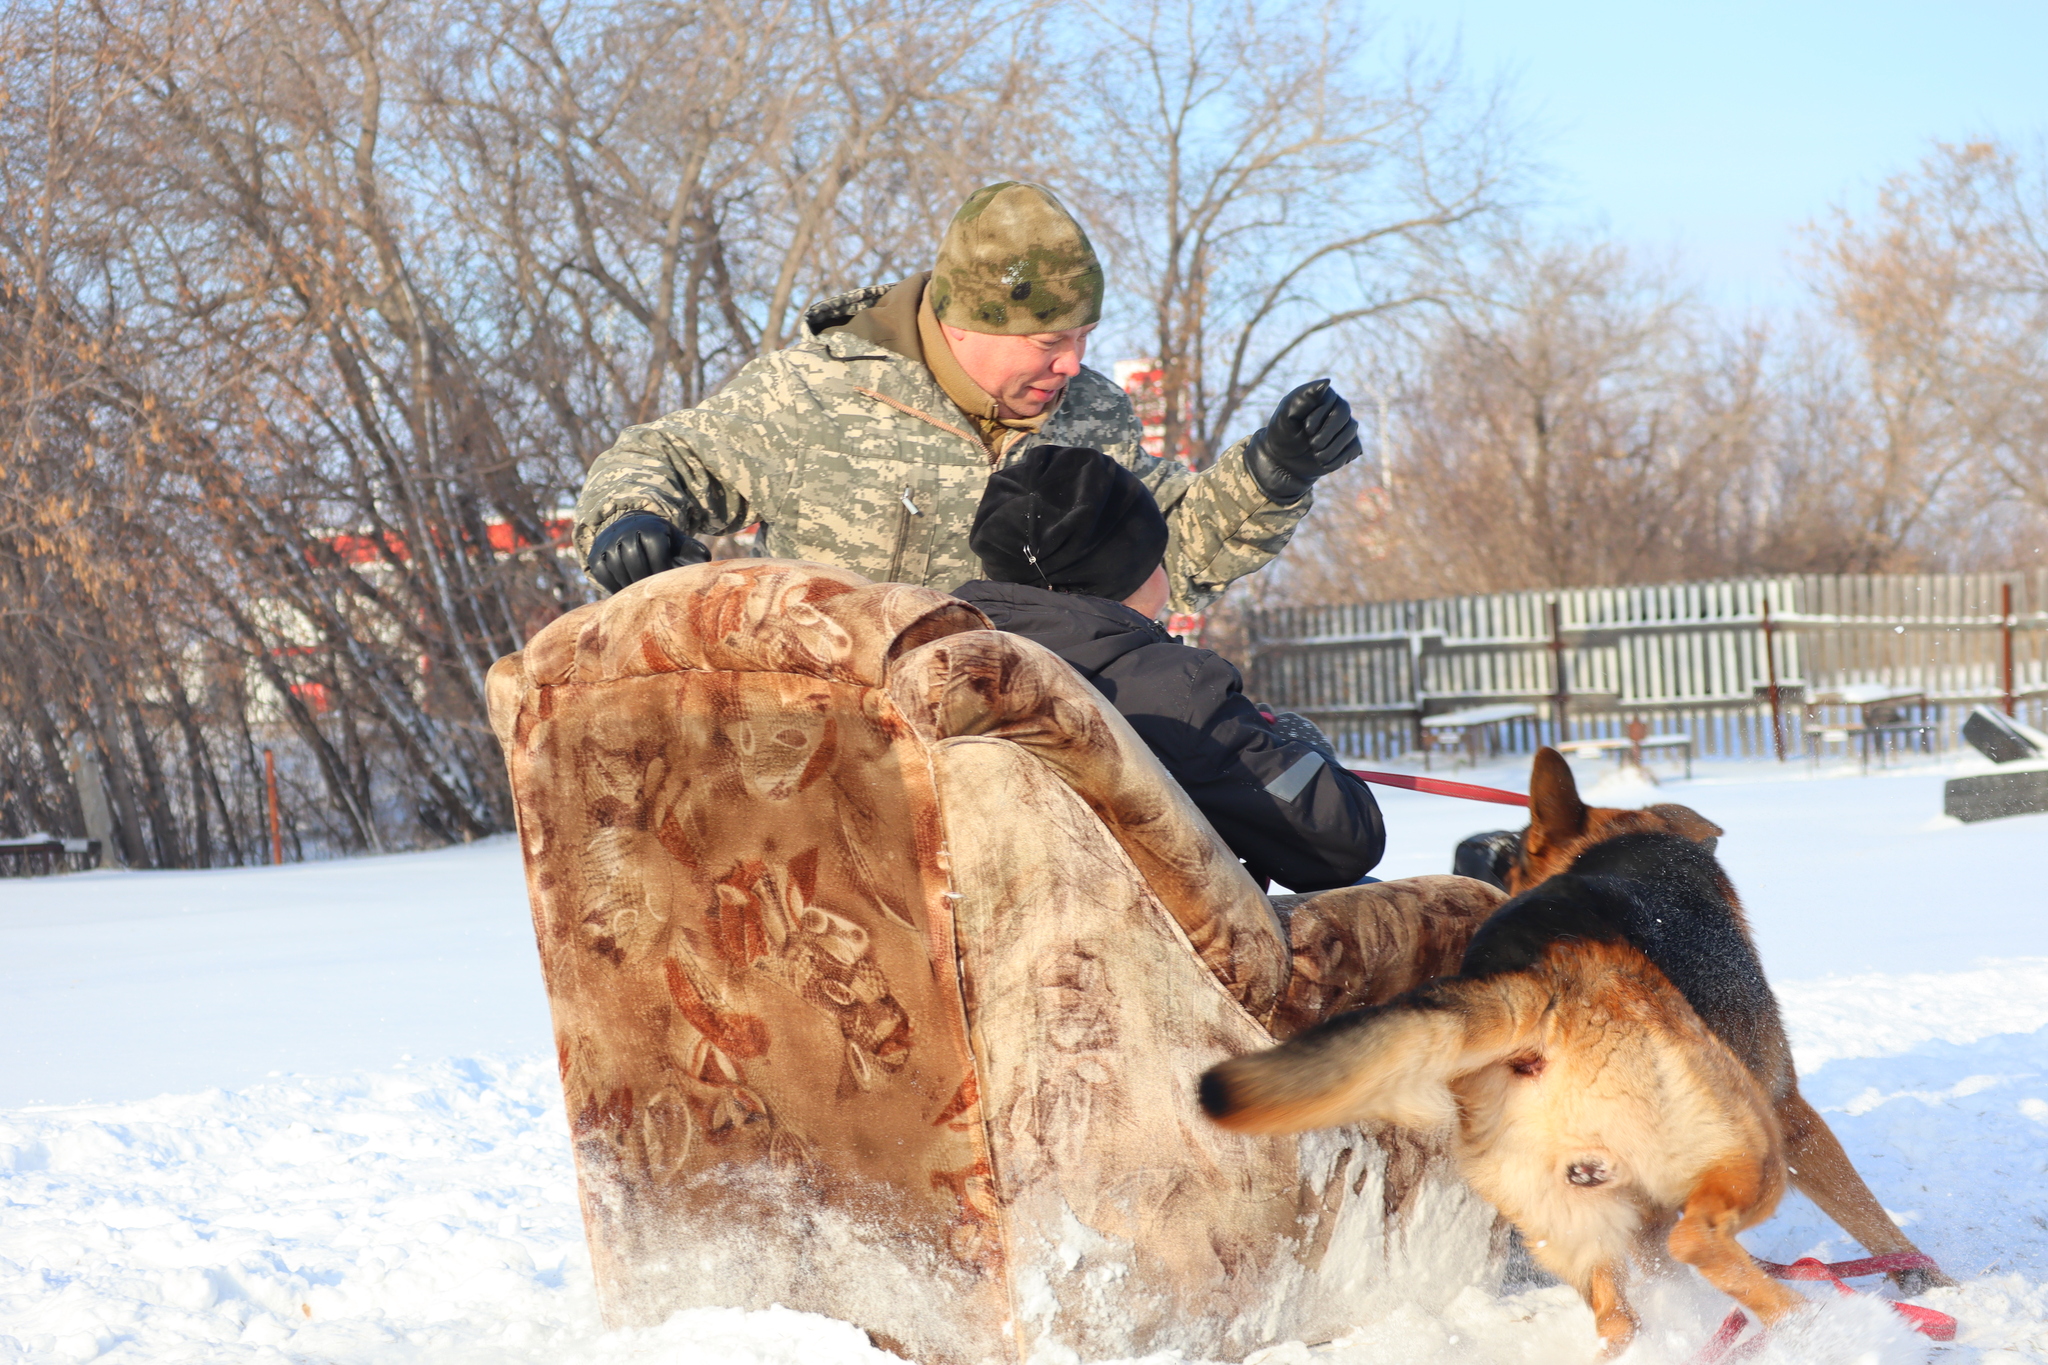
left=1346, top=768, right=1528, bottom=808
left=1246, top=705, right=1528, bottom=808
left=1690, top=1253, right=1957, bottom=1362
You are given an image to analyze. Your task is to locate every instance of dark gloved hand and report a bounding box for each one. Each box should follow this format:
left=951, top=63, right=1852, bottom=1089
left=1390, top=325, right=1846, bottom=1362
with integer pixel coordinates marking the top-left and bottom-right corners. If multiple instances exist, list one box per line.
left=1243, top=378, right=1364, bottom=503
left=1452, top=829, right=1522, bottom=891
left=586, top=512, right=710, bottom=594
left=1255, top=703, right=1340, bottom=765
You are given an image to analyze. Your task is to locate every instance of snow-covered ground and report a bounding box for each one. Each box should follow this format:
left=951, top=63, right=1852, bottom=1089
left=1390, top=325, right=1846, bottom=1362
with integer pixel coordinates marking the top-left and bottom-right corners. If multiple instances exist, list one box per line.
left=2, top=750, right=2045, bottom=1363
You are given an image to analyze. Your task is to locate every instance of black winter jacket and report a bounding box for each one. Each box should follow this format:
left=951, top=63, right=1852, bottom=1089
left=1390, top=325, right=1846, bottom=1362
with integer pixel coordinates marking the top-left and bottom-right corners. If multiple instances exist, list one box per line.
left=954, top=580, right=1384, bottom=891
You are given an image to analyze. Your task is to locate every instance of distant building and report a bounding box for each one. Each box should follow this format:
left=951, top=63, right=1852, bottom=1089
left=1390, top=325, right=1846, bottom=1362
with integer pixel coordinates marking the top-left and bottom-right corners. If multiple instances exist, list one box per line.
left=1115, top=359, right=1205, bottom=642
left=1112, top=358, right=1194, bottom=469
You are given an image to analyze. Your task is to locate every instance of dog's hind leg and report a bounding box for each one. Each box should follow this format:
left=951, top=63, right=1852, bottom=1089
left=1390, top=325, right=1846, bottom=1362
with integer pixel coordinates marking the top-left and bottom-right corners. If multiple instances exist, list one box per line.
left=1585, top=1261, right=1640, bottom=1359
left=1513, top=1225, right=1640, bottom=1357
left=1668, top=1162, right=1805, bottom=1327
left=1777, top=1089, right=1956, bottom=1291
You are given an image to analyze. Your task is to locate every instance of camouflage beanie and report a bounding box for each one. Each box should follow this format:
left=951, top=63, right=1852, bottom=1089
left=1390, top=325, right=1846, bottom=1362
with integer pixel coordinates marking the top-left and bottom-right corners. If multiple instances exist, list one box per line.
left=930, top=182, right=1104, bottom=335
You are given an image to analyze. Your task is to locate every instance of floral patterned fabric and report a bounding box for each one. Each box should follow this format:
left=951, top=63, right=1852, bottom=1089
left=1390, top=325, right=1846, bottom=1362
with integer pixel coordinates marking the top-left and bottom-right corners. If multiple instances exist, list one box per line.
left=884, top=626, right=1293, bottom=1019
left=1269, top=877, right=1508, bottom=1040
left=489, top=560, right=1499, bottom=1364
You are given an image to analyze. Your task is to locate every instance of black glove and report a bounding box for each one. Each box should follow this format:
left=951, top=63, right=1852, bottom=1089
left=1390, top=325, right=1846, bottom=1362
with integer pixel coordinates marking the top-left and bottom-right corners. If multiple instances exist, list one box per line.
left=586, top=512, right=709, bottom=594
left=1256, top=703, right=1340, bottom=765
left=1243, top=378, right=1364, bottom=503
left=1452, top=830, right=1522, bottom=891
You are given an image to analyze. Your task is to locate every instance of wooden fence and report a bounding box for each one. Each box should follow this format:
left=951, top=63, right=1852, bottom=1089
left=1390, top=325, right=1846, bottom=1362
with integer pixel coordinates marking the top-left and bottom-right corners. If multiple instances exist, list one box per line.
left=1245, top=571, right=2048, bottom=762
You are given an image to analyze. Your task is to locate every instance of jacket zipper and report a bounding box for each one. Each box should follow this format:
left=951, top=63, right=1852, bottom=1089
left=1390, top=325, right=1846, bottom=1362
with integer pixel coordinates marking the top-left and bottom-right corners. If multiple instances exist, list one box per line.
left=886, top=486, right=921, bottom=582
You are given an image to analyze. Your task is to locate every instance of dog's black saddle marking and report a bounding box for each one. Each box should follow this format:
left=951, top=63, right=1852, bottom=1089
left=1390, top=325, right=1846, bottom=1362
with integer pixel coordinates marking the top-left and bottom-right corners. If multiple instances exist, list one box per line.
left=1459, top=832, right=1788, bottom=1094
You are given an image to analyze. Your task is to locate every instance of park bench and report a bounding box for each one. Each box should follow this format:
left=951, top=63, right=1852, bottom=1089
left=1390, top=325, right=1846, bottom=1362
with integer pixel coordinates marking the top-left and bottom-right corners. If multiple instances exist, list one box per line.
left=1419, top=702, right=1539, bottom=769
left=1554, top=731, right=1694, bottom=779
left=1804, top=685, right=1936, bottom=772
left=0, top=835, right=102, bottom=877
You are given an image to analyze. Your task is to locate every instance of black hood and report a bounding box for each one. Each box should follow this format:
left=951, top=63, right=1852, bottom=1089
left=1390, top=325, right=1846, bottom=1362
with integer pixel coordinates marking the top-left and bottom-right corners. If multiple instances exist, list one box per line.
left=952, top=580, right=1170, bottom=676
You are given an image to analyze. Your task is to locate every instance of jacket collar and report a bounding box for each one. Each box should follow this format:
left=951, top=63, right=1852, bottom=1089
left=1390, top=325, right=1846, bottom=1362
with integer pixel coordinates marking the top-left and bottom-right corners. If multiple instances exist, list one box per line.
left=952, top=580, right=1172, bottom=674
left=808, top=280, right=1065, bottom=459
left=816, top=273, right=926, bottom=362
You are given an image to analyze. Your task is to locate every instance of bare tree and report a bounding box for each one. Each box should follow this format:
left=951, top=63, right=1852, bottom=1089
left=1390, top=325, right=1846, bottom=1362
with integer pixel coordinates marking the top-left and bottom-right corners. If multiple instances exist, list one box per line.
left=1239, top=140, right=2048, bottom=617
left=1070, top=0, right=1513, bottom=467
left=419, top=0, right=1057, bottom=421
left=1265, top=237, right=1773, bottom=602
left=1799, top=139, right=2048, bottom=566
left=0, top=0, right=1058, bottom=857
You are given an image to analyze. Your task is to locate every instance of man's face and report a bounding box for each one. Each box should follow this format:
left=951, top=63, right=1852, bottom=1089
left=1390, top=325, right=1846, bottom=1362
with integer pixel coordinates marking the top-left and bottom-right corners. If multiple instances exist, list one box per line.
left=943, top=324, right=1094, bottom=420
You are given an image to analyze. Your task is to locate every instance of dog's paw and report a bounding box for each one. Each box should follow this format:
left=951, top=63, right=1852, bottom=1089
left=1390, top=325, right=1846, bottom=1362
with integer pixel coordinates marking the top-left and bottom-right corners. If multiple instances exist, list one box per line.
left=1891, top=1263, right=1957, bottom=1296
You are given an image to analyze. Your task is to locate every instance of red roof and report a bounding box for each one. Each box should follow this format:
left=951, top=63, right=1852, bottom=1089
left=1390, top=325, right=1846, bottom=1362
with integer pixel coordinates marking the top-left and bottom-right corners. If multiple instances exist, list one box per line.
left=325, top=518, right=574, bottom=565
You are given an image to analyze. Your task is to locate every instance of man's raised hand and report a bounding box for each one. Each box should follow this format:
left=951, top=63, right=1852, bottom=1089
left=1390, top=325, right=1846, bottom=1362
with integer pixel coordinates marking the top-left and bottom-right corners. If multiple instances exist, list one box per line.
left=1244, top=378, right=1365, bottom=503
left=586, top=512, right=710, bottom=593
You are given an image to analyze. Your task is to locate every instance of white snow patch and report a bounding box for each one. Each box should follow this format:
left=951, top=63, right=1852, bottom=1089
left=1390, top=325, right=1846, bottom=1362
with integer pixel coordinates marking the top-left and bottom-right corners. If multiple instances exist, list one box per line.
left=1778, top=958, right=2048, bottom=1070
left=1580, top=765, right=1664, bottom=806
left=5, top=758, right=2048, bottom=1362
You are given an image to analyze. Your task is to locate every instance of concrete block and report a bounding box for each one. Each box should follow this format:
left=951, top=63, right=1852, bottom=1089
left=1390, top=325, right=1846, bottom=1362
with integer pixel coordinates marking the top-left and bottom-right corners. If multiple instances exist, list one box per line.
left=1945, top=768, right=2048, bottom=824
left=1963, top=705, right=2044, bottom=764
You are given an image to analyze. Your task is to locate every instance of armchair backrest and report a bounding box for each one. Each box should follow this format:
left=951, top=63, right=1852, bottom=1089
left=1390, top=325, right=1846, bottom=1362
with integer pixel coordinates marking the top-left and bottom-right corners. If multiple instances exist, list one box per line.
left=887, top=626, right=1287, bottom=1014
left=489, top=562, right=1001, bottom=1346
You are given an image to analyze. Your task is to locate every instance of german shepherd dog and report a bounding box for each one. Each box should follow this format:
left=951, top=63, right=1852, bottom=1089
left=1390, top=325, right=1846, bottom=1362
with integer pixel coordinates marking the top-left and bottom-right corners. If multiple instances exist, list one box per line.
left=1201, top=748, right=1949, bottom=1355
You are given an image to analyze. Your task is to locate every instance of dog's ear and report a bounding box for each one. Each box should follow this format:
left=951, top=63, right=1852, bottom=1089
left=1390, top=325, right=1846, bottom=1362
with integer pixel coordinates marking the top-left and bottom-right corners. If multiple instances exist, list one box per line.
left=1524, top=747, right=1587, bottom=862
left=1646, top=803, right=1724, bottom=852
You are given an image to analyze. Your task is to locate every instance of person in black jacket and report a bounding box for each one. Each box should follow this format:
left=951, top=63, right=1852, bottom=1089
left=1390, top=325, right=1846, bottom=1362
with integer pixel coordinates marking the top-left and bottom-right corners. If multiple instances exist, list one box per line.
left=954, top=444, right=1385, bottom=892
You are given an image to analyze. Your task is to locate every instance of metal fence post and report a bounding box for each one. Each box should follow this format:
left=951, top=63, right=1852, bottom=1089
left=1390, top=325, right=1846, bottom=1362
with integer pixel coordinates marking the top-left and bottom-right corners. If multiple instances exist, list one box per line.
left=265, top=748, right=283, bottom=866
left=1548, top=599, right=1570, bottom=744
left=2003, top=581, right=2017, bottom=717
left=1763, top=599, right=1785, bottom=761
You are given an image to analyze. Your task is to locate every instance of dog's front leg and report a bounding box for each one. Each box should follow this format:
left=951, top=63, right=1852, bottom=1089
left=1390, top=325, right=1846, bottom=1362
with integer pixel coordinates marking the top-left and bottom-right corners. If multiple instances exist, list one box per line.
left=1777, top=1090, right=1955, bottom=1292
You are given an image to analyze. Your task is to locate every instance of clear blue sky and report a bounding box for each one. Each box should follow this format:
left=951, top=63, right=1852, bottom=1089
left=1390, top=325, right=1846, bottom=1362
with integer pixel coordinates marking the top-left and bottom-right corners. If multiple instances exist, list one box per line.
left=1370, top=0, right=2048, bottom=310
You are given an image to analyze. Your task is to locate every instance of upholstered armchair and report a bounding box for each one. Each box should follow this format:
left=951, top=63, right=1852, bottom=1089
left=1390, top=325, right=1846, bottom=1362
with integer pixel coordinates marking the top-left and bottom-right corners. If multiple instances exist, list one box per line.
left=488, top=560, right=1501, bottom=1364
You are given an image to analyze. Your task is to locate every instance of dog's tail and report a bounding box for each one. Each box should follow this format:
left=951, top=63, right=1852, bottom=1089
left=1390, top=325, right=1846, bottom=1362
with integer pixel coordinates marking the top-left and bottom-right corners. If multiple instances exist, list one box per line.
left=1201, top=980, right=1517, bottom=1135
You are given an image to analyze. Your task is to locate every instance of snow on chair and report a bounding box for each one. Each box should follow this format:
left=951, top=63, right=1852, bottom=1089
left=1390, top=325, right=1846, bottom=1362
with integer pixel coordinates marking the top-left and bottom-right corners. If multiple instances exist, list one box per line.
left=487, top=559, right=1498, bottom=1364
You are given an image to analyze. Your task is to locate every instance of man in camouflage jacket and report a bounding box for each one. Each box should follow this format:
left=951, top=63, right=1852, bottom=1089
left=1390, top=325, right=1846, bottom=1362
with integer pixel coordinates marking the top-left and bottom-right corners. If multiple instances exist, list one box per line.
left=574, top=182, right=1364, bottom=612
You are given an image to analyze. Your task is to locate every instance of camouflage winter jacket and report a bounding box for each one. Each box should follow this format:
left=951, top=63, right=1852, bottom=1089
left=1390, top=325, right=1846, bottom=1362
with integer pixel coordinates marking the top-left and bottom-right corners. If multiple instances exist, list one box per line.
left=572, top=278, right=1314, bottom=612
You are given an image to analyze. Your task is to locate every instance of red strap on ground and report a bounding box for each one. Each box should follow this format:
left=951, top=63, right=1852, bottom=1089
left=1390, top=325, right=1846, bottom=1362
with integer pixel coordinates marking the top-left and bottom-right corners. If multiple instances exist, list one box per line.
left=1346, top=768, right=1528, bottom=808
left=1689, top=1253, right=1957, bottom=1362
left=1758, top=1252, right=1937, bottom=1282
left=1690, top=1310, right=1765, bottom=1365
left=1760, top=1255, right=1957, bottom=1340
